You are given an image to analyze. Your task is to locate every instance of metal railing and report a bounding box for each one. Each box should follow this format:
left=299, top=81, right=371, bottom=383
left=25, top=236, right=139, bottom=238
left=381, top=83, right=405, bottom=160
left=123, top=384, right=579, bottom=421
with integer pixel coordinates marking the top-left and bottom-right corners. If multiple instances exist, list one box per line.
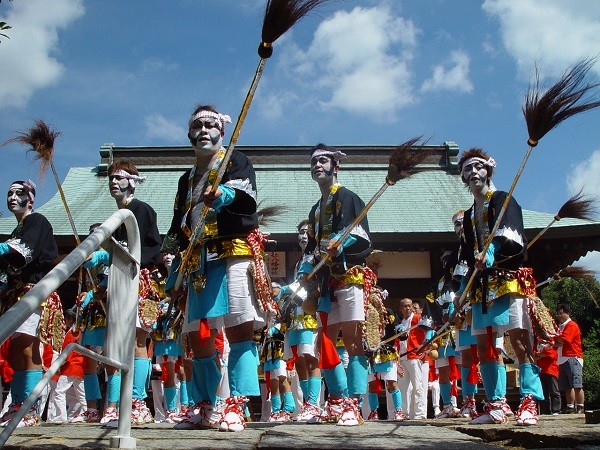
left=0, top=209, right=141, bottom=449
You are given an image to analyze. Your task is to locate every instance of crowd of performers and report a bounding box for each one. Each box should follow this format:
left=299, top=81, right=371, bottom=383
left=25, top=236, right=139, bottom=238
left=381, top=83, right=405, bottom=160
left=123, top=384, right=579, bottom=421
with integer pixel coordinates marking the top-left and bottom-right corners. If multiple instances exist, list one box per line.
left=0, top=105, right=573, bottom=430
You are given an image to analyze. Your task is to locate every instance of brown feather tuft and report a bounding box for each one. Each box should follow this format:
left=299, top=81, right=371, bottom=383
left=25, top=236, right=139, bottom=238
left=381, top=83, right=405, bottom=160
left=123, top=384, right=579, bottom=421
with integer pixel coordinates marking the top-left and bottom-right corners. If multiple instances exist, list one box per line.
left=386, top=136, right=430, bottom=185
left=257, top=203, right=290, bottom=226
left=556, top=190, right=597, bottom=220
left=2, top=119, right=60, bottom=179
left=554, top=266, right=597, bottom=281
left=261, top=0, right=329, bottom=46
left=524, top=58, right=600, bottom=145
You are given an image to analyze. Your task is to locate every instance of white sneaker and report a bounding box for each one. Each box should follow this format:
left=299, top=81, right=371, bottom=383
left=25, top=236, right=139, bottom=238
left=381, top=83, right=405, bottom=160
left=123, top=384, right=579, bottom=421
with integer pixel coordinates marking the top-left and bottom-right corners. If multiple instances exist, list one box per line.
left=392, top=408, right=407, bottom=422
left=436, top=404, right=461, bottom=419
left=326, top=398, right=345, bottom=423
left=470, top=401, right=507, bottom=424
left=433, top=406, right=441, bottom=417
left=515, top=395, right=538, bottom=426
left=218, top=397, right=247, bottom=432
left=460, top=396, right=477, bottom=419
left=294, top=402, right=324, bottom=423
left=174, top=402, right=221, bottom=429
left=1, top=403, right=41, bottom=428
left=336, top=398, right=363, bottom=427
left=100, top=407, right=118, bottom=425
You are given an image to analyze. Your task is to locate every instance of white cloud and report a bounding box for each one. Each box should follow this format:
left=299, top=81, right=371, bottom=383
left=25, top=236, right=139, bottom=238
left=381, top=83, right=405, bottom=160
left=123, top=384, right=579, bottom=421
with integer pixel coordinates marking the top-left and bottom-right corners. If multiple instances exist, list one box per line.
left=421, top=50, right=473, bottom=93
left=567, top=149, right=600, bottom=198
left=144, top=114, right=186, bottom=142
left=0, top=0, right=84, bottom=107
left=286, top=5, right=420, bottom=120
left=482, top=0, right=600, bottom=79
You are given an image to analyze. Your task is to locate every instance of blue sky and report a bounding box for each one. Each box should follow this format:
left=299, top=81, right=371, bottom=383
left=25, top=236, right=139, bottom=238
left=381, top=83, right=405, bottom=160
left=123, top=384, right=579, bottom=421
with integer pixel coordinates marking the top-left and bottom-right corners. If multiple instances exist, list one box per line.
left=1, top=0, right=600, bottom=270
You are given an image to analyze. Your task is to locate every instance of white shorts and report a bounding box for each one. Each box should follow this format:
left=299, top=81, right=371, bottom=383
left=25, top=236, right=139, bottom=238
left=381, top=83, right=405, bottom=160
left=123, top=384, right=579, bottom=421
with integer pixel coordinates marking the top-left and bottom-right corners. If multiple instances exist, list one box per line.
left=472, top=296, right=531, bottom=336
left=368, top=361, right=398, bottom=382
left=328, top=285, right=364, bottom=325
left=15, top=309, right=41, bottom=337
left=266, top=359, right=287, bottom=379
left=283, top=330, right=318, bottom=360
left=182, top=258, right=266, bottom=332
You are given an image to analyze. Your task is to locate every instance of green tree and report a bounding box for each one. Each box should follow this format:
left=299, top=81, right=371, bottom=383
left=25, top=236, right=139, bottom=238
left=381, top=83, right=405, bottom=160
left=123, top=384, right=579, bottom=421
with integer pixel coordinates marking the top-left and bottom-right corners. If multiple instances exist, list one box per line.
left=540, top=276, right=600, bottom=409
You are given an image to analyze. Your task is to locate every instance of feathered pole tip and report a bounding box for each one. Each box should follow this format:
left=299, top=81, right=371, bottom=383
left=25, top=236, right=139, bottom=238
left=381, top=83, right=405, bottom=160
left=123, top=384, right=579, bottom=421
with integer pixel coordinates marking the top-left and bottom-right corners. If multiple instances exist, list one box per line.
left=386, top=136, right=430, bottom=185
left=524, top=57, right=600, bottom=147
left=554, top=266, right=597, bottom=281
left=2, top=119, right=60, bottom=179
left=257, top=203, right=290, bottom=226
left=258, top=0, right=329, bottom=58
left=556, top=189, right=598, bottom=221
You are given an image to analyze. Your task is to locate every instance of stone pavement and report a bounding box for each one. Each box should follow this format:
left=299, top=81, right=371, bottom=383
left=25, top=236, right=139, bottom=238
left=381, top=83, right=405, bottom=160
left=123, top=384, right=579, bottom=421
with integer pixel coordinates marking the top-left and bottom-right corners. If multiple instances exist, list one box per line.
left=3, top=414, right=600, bottom=450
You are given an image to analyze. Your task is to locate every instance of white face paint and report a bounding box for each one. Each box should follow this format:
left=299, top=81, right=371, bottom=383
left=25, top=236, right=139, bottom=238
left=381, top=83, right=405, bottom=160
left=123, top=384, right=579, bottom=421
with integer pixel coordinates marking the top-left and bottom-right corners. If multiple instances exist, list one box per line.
left=7, top=184, right=32, bottom=216
left=298, top=224, right=309, bottom=250
left=462, top=161, right=489, bottom=193
left=453, top=215, right=464, bottom=239
left=189, top=117, right=223, bottom=153
left=108, top=174, right=133, bottom=202
left=310, top=155, right=337, bottom=184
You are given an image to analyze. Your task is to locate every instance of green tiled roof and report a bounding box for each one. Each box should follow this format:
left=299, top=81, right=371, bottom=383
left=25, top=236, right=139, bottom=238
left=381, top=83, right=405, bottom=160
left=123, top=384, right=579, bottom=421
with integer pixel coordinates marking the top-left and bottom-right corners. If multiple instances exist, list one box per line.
left=0, top=165, right=595, bottom=240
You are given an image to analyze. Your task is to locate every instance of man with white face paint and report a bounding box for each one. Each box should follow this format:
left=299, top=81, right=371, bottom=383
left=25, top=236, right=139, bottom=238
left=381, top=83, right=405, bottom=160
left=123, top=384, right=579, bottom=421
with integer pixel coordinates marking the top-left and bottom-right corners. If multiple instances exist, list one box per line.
left=457, top=148, right=543, bottom=426
left=163, top=104, right=264, bottom=432
left=83, top=159, right=163, bottom=426
left=0, top=180, right=61, bottom=428
left=298, top=143, right=374, bottom=426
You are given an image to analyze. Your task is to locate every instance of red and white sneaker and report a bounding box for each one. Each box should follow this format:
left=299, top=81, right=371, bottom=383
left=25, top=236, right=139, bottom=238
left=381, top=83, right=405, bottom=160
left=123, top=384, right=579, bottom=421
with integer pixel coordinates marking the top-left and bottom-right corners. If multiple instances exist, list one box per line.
left=436, top=404, right=461, bottom=419
left=337, top=398, right=363, bottom=427
left=132, top=399, right=153, bottom=424
left=294, top=402, right=325, bottom=423
left=500, top=398, right=514, bottom=417
left=515, top=394, right=538, bottom=426
left=0, top=403, right=40, bottom=428
left=268, top=410, right=292, bottom=423
left=392, top=408, right=407, bottom=422
left=174, top=401, right=221, bottom=429
left=326, top=398, right=345, bottom=423
left=163, top=410, right=180, bottom=424
left=100, top=407, right=118, bottom=425
left=470, top=400, right=508, bottom=425
left=367, top=409, right=379, bottom=421
left=0, top=403, right=22, bottom=427
left=459, top=396, right=477, bottom=419
left=219, top=396, right=247, bottom=432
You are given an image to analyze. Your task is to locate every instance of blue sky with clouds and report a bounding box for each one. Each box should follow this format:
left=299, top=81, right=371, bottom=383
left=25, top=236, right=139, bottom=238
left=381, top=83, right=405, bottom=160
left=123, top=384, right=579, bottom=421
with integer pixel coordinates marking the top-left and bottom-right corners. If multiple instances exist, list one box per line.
left=1, top=0, right=600, bottom=269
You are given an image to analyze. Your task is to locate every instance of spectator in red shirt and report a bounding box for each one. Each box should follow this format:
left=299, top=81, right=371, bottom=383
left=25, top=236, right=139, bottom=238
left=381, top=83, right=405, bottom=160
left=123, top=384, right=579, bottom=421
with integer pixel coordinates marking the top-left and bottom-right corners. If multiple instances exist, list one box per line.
left=535, top=342, right=560, bottom=415
left=554, top=304, right=584, bottom=414
left=397, top=298, right=427, bottom=419
left=47, top=309, right=87, bottom=423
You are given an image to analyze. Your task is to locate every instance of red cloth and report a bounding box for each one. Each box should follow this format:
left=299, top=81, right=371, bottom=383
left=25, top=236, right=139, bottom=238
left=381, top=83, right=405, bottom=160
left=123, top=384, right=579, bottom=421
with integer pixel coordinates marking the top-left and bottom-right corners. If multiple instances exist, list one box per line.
left=199, top=318, right=211, bottom=342
left=60, top=329, right=84, bottom=379
left=428, top=359, right=438, bottom=382
left=215, top=329, right=225, bottom=355
left=406, top=314, right=426, bottom=360
left=536, top=346, right=559, bottom=377
left=0, top=339, right=13, bottom=383
left=318, top=312, right=341, bottom=370
left=559, top=320, right=583, bottom=358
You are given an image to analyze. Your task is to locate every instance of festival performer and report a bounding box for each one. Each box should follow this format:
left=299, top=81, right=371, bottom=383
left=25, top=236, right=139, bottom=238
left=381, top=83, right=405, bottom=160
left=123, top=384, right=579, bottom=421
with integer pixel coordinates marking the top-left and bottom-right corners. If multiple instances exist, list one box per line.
left=151, top=253, right=185, bottom=423
left=298, top=143, right=374, bottom=426
left=84, top=159, right=163, bottom=426
left=76, top=223, right=108, bottom=423
left=277, top=219, right=324, bottom=422
left=261, top=284, right=295, bottom=422
left=0, top=180, right=63, bottom=428
left=365, top=302, right=406, bottom=421
left=434, top=210, right=479, bottom=419
left=457, top=148, right=543, bottom=426
left=164, top=104, right=268, bottom=432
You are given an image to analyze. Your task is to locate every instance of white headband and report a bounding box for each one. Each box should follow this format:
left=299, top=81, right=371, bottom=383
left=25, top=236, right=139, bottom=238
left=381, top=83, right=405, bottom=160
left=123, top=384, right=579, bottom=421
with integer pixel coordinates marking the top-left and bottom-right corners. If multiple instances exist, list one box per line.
left=10, top=179, right=36, bottom=203
left=110, top=169, right=146, bottom=189
left=188, top=110, right=232, bottom=131
left=311, top=148, right=347, bottom=163
left=461, top=156, right=496, bottom=171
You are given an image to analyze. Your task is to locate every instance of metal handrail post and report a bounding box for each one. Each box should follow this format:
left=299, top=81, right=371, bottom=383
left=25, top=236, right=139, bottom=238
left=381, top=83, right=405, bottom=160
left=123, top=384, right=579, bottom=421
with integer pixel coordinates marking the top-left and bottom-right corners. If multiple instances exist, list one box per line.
left=0, top=209, right=140, bottom=449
